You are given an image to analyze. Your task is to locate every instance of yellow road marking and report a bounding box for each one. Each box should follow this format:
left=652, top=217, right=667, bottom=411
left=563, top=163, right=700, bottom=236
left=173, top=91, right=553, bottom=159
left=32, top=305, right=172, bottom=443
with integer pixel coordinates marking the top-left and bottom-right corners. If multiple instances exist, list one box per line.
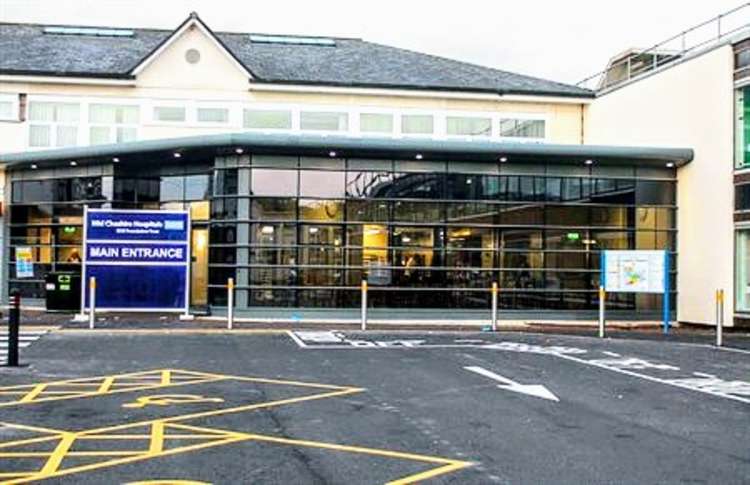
left=0, top=369, right=469, bottom=484
left=122, top=394, right=224, bottom=409
left=18, top=384, right=47, bottom=403
left=148, top=422, right=165, bottom=454
left=97, top=377, right=115, bottom=394
left=387, top=461, right=471, bottom=485
left=39, top=432, right=76, bottom=475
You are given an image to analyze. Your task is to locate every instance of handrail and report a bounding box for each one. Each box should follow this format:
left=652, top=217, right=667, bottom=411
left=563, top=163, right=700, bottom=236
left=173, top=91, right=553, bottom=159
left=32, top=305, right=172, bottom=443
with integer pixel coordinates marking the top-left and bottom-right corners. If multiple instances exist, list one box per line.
left=577, top=3, right=750, bottom=91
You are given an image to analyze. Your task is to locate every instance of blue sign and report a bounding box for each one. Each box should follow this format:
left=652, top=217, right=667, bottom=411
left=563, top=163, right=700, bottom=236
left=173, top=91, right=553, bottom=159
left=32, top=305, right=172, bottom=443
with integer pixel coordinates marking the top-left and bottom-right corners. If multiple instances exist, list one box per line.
left=83, top=209, right=190, bottom=312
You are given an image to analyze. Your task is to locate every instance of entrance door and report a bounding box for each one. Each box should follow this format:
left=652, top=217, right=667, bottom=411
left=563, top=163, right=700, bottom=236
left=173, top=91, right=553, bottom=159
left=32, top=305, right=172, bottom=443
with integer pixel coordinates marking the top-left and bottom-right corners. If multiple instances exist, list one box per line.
left=191, top=227, right=209, bottom=306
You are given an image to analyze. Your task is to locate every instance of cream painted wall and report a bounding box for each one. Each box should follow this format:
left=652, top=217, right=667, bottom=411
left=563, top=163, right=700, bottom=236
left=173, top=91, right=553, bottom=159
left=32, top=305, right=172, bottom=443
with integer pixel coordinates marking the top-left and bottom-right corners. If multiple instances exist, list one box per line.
left=586, top=45, right=735, bottom=326
left=135, top=24, right=249, bottom=91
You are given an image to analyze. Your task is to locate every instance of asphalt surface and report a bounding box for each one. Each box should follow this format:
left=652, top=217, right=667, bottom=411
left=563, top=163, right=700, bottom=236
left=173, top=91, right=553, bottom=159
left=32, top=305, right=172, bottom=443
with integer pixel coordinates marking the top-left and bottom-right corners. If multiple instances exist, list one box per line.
left=0, top=329, right=749, bottom=484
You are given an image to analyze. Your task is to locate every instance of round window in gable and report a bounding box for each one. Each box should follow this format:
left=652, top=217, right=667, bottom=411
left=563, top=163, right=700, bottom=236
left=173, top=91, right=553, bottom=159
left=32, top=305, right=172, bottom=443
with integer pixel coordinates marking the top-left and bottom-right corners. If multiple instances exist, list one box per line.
left=185, top=48, right=201, bottom=64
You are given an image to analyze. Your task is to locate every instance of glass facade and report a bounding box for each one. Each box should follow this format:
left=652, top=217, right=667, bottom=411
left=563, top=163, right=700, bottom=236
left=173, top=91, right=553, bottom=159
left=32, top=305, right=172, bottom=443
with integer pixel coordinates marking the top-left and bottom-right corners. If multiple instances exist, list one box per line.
left=7, top=155, right=677, bottom=315
left=736, top=86, right=750, bottom=167
left=210, top=156, right=676, bottom=313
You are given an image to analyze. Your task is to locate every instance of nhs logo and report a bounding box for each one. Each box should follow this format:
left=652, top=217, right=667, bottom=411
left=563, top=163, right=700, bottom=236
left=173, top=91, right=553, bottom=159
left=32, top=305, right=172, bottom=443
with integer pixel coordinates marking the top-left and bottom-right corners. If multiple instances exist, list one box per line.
left=164, top=220, right=184, bottom=231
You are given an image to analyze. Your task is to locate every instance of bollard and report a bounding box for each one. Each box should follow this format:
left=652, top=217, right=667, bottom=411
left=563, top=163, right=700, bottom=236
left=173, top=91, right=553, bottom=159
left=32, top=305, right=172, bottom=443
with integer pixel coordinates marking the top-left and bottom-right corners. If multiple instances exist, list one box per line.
left=7, top=289, right=20, bottom=367
left=598, top=285, right=606, bottom=338
left=227, top=278, right=235, bottom=330
left=361, top=280, right=368, bottom=331
left=88, top=276, right=96, bottom=330
left=491, top=282, right=498, bottom=332
left=716, top=289, right=724, bottom=347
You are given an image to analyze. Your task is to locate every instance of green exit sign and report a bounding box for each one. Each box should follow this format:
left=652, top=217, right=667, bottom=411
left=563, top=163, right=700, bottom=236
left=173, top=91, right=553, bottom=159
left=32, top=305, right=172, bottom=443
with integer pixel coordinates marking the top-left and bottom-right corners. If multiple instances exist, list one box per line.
left=63, top=226, right=77, bottom=234
left=566, top=232, right=580, bottom=241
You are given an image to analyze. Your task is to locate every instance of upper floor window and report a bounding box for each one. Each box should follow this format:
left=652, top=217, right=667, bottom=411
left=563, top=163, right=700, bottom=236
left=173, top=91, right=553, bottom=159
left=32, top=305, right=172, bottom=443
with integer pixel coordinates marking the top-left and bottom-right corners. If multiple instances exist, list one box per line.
left=300, top=111, right=348, bottom=131
left=28, top=101, right=80, bottom=147
left=197, top=107, right=229, bottom=124
left=360, top=113, right=394, bottom=134
left=243, top=109, right=292, bottom=130
left=446, top=116, right=492, bottom=137
left=401, top=114, right=434, bottom=135
left=89, top=103, right=139, bottom=145
left=737, top=87, right=750, bottom=168
left=153, top=106, right=186, bottom=123
left=499, top=118, right=546, bottom=139
left=0, top=94, right=18, bottom=121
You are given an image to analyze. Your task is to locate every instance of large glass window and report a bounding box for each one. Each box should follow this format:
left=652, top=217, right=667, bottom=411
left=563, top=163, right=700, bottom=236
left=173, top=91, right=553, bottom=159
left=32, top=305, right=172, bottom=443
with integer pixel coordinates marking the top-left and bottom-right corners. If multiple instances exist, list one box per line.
left=499, top=118, right=545, bottom=138
left=244, top=109, right=292, bottom=130
left=88, top=104, right=139, bottom=144
left=737, top=229, right=750, bottom=312
left=153, top=106, right=186, bottom=122
left=736, top=87, right=750, bottom=167
left=738, top=184, right=750, bottom=211
left=360, top=113, right=394, bottom=134
left=175, top=158, right=677, bottom=312
left=401, top=114, right=433, bottom=135
left=251, top=169, right=298, bottom=196
left=446, top=116, right=492, bottom=137
left=28, top=101, right=80, bottom=147
left=300, top=111, right=348, bottom=131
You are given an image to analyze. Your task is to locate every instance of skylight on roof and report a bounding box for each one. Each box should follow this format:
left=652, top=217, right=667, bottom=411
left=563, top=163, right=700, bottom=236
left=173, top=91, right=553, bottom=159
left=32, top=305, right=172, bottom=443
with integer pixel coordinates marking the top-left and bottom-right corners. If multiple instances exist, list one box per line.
left=249, top=34, right=335, bottom=46
left=43, top=26, right=135, bottom=37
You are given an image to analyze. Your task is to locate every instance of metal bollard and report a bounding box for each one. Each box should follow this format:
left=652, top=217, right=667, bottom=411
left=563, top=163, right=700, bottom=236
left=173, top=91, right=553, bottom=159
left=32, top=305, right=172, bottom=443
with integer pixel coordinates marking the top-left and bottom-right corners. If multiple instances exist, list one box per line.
left=227, top=278, right=235, bottom=330
left=361, top=280, right=368, bottom=331
left=491, top=282, right=498, bottom=332
left=7, top=289, right=20, bottom=367
left=716, top=289, right=724, bottom=347
left=598, top=285, right=606, bottom=338
left=88, top=276, right=96, bottom=330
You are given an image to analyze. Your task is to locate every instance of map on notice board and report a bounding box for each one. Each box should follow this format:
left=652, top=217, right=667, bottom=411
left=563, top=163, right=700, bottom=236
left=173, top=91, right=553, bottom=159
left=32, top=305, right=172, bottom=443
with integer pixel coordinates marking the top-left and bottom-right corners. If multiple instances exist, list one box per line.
left=603, top=250, right=667, bottom=294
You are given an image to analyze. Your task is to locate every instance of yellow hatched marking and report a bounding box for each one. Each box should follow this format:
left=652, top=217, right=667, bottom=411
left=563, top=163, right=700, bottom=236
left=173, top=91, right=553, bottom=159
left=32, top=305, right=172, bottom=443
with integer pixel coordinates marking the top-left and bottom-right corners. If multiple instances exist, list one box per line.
left=39, top=432, right=76, bottom=475
left=96, top=377, right=115, bottom=394
left=19, top=384, right=47, bottom=403
left=160, top=371, right=171, bottom=385
left=148, top=422, right=165, bottom=454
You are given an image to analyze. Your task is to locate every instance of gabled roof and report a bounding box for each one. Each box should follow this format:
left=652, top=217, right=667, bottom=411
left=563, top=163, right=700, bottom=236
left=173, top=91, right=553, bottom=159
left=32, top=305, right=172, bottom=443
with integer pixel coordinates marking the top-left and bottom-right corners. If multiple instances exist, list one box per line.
left=0, top=13, right=593, bottom=97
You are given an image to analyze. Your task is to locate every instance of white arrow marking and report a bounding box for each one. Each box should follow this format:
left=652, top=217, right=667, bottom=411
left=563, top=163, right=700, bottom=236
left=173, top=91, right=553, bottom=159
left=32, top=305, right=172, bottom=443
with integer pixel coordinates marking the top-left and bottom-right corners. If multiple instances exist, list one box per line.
left=464, top=366, right=559, bottom=402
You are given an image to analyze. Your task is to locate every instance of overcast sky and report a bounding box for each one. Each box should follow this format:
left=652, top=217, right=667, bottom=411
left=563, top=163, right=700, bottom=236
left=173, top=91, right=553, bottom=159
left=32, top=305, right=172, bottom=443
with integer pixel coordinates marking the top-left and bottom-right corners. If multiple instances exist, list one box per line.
left=0, top=0, right=745, bottom=85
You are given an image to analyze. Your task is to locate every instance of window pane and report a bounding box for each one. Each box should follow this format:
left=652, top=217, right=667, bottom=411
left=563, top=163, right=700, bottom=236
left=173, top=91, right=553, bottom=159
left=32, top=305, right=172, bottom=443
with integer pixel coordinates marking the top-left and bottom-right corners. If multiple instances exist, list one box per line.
left=56, top=126, right=77, bottom=146
left=56, top=103, right=80, bottom=123
left=184, top=174, right=210, bottom=200
left=89, top=126, right=110, bottom=145
left=360, top=113, right=393, bottom=133
left=29, top=125, right=51, bottom=147
left=0, top=100, right=13, bottom=119
left=299, top=199, right=343, bottom=222
left=446, top=116, right=491, bottom=136
left=251, top=169, right=298, bottom=196
left=347, top=200, right=389, bottom=222
left=154, top=106, right=186, bottom=122
left=499, top=118, right=545, bottom=138
left=299, top=170, right=345, bottom=197
left=401, top=114, right=433, bottom=134
left=737, top=229, right=750, bottom=311
left=116, top=126, right=137, bottom=142
left=300, top=111, right=348, bottom=131
left=636, top=180, right=675, bottom=205
left=28, top=102, right=55, bottom=122
left=243, top=109, right=292, bottom=129
left=737, top=184, right=750, bottom=211
left=252, top=198, right=296, bottom=220
left=345, top=171, right=394, bottom=198
left=197, top=107, right=229, bottom=123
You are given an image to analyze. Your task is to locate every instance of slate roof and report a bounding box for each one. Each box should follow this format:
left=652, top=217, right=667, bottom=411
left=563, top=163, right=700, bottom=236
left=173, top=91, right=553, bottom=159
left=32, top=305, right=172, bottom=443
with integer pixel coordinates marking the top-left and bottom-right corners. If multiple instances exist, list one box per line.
left=0, top=14, right=593, bottom=97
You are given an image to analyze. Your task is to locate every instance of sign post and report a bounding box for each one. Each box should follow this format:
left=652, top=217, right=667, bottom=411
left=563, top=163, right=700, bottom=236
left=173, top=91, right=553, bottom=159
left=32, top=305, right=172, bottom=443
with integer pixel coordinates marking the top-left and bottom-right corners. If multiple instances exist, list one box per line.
left=601, top=250, right=670, bottom=336
left=79, top=209, right=191, bottom=315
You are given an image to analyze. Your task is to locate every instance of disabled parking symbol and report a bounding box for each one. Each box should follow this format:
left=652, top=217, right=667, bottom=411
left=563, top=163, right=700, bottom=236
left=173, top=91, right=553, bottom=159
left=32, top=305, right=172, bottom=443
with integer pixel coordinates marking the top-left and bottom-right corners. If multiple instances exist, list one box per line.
left=122, top=394, right=224, bottom=409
